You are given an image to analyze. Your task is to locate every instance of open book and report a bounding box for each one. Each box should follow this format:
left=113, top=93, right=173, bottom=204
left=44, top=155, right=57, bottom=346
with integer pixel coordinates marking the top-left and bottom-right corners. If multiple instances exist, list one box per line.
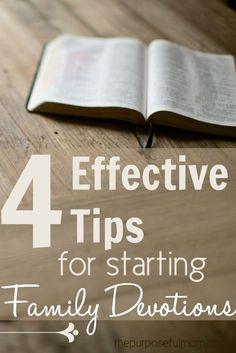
left=27, top=35, right=236, bottom=136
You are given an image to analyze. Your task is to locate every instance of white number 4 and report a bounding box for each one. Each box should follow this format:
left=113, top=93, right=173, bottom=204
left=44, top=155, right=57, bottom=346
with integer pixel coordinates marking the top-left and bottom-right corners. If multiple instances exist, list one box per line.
left=1, top=155, right=62, bottom=248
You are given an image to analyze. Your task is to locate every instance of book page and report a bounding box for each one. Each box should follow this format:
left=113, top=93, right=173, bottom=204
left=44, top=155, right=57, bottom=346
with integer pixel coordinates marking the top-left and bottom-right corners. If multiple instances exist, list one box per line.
left=147, top=40, right=236, bottom=126
left=28, top=35, right=147, bottom=116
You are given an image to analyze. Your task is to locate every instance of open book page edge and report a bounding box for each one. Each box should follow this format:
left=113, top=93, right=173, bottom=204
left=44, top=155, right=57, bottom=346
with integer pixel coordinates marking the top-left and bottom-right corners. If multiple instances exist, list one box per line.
left=148, top=105, right=236, bottom=128
left=148, top=110, right=236, bottom=137
left=31, top=102, right=146, bottom=125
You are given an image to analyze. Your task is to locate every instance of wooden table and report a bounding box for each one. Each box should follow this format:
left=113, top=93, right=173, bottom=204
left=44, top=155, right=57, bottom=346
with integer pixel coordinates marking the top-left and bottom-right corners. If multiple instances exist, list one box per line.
left=0, top=1, right=236, bottom=352
left=0, top=0, right=236, bottom=156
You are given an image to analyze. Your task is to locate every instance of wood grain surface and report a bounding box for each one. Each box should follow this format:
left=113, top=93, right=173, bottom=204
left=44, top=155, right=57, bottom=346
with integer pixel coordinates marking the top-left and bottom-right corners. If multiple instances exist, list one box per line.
left=0, top=0, right=235, bottom=352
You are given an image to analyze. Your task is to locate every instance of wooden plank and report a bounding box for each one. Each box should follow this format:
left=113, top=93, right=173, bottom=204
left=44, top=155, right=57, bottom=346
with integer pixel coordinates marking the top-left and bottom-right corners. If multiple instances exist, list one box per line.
left=120, top=0, right=236, bottom=53
left=61, top=0, right=161, bottom=41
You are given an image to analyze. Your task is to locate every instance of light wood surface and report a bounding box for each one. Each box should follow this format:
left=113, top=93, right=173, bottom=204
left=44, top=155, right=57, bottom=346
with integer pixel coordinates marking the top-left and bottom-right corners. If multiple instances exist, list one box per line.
left=0, top=0, right=236, bottom=154
left=0, top=0, right=236, bottom=352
